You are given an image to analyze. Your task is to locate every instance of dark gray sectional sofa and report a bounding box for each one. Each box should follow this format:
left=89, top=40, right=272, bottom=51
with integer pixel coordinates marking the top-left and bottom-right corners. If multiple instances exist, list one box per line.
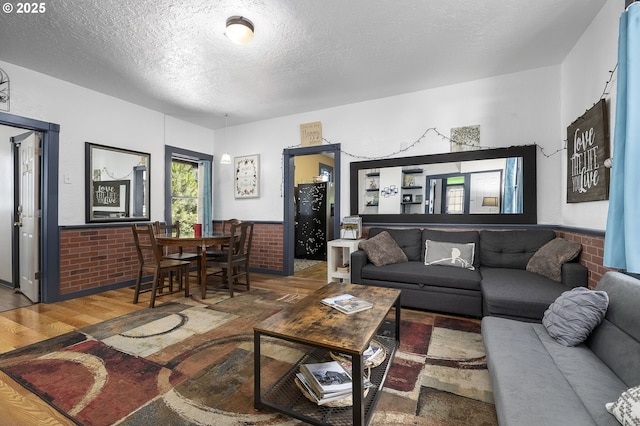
left=482, top=271, right=640, bottom=425
left=350, top=227, right=588, bottom=320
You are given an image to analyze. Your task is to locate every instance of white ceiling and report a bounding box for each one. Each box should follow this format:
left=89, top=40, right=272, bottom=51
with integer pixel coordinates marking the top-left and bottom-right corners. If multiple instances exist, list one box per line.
left=0, top=0, right=608, bottom=129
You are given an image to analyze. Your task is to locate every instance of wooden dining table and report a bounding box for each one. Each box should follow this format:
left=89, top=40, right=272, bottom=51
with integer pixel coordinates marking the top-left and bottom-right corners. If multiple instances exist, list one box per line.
left=155, top=233, right=231, bottom=299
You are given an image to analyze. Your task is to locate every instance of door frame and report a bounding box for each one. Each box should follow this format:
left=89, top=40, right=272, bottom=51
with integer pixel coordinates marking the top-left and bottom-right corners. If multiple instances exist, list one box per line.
left=1, top=111, right=60, bottom=303
left=283, top=144, right=341, bottom=276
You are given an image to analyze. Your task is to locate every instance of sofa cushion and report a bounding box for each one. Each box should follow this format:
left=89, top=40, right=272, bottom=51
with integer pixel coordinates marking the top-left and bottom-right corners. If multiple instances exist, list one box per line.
left=424, top=240, right=475, bottom=270
left=588, top=272, right=640, bottom=388
left=368, top=228, right=423, bottom=261
left=479, top=229, right=556, bottom=269
left=361, top=261, right=481, bottom=291
left=358, top=231, right=408, bottom=266
left=527, top=238, right=582, bottom=282
left=543, top=287, right=609, bottom=346
left=606, top=385, right=640, bottom=425
left=422, top=229, right=480, bottom=268
left=480, top=267, right=570, bottom=320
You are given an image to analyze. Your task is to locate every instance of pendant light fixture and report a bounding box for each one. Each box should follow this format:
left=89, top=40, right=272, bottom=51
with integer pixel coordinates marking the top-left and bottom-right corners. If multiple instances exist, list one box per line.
left=220, top=114, right=232, bottom=164
left=225, top=16, right=254, bottom=45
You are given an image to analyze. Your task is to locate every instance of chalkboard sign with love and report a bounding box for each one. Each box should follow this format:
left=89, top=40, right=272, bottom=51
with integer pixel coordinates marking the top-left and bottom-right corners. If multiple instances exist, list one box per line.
left=566, top=99, right=610, bottom=203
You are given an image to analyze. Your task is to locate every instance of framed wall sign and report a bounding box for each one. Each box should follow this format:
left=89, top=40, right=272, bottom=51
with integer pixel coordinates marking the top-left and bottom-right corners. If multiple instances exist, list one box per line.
left=234, top=154, right=260, bottom=198
left=566, top=99, right=610, bottom=203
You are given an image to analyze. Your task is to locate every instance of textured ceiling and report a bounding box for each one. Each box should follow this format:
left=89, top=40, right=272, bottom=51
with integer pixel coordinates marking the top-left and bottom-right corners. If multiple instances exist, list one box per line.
left=0, top=0, right=608, bottom=128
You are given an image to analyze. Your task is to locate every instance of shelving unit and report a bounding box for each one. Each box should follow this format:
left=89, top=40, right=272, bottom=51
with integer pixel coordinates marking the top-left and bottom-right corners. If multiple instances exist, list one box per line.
left=327, top=239, right=364, bottom=283
left=364, top=171, right=380, bottom=212
left=401, top=168, right=424, bottom=214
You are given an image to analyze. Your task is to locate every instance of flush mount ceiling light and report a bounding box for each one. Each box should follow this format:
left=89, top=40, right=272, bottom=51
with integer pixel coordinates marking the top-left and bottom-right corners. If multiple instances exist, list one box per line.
left=225, top=16, right=254, bottom=45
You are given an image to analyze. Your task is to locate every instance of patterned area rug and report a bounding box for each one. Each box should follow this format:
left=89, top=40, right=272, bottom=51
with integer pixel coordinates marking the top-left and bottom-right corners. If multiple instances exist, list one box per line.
left=0, top=290, right=496, bottom=425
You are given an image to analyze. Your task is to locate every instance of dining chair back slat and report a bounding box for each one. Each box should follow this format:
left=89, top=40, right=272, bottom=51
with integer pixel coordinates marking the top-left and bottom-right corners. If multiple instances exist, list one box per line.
left=131, top=223, right=191, bottom=308
left=206, top=221, right=254, bottom=297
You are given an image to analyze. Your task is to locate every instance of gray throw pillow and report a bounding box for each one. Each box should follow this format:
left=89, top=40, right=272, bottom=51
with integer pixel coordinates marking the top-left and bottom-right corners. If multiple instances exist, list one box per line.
left=526, top=238, right=582, bottom=282
left=543, top=287, right=609, bottom=347
left=424, top=240, right=475, bottom=270
left=359, top=231, right=408, bottom=267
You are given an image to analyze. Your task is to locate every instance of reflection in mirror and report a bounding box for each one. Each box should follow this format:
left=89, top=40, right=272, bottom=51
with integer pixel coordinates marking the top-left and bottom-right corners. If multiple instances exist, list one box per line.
left=85, top=142, right=151, bottom=223
left=350, top=145, right=537, bottom=225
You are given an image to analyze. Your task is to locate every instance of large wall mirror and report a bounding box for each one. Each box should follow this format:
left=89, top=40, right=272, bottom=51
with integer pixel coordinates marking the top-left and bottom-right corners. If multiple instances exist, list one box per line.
left=350, top=145, right=537, bottom=224
left=85, top=142, right=150, bottom=223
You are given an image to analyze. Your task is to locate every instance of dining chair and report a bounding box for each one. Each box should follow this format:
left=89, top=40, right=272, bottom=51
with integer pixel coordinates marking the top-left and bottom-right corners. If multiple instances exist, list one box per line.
left=206, top=218, right=241, bottom=257
left=206, top=221, right=254, bottom=297
left=154, top=221, right=201, bottom=284
left=131, top=223, right=191, bottom=308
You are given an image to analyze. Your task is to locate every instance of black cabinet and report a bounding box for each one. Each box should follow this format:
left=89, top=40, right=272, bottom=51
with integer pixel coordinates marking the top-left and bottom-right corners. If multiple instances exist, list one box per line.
left=295, top=183, right=332, bottom=260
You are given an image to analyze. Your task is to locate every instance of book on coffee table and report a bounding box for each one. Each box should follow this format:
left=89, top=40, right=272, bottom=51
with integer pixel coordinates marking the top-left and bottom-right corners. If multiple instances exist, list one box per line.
left=321, top=293, right=373, bottom=314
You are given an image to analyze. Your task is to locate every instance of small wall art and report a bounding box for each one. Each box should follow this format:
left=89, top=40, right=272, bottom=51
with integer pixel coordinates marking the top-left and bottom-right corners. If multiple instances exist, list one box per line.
left=234, top=154, right=260, bottom=198
left=451, top=125, right=480, bottom=152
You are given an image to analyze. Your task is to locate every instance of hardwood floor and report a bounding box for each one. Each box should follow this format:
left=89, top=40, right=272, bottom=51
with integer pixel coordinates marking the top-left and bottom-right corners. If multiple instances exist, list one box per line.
left=0, top=272, right=328, bottom=425
left=0, top=285, right=33, bottom=313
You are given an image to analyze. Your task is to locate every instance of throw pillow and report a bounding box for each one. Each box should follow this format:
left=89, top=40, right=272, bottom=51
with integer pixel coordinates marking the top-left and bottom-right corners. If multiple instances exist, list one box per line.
left=606, top=385, right=640, bottom=425
left=424, top=240, right=475, bottom=270
left=526, top=238, right=582, bottom=282
left=542, top=287, right=609, bottom=347
left=358, top=231, right=408, bottom=267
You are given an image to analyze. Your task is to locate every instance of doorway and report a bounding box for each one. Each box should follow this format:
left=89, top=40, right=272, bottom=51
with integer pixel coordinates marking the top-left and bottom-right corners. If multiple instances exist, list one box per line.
left=283, top=144, right=341, bottom=277
left=0, top=112, right=60, bottom=305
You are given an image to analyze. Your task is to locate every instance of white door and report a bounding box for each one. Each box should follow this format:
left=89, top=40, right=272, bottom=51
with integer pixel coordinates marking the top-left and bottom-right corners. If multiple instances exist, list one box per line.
left=12, top=131, right=40, bottom=303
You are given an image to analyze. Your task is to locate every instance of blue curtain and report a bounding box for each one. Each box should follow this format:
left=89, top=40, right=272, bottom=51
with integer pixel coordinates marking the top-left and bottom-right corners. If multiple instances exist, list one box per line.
left=604, top=3, right=640, bottom=273
left=503, top=157, right=522, bottom=214
left=199, top=160, right=212, bottom=236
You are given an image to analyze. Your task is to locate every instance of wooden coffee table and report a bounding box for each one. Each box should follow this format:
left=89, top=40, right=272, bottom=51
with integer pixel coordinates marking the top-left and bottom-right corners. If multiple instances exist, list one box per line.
left=254, top=283, right=401, bottom=426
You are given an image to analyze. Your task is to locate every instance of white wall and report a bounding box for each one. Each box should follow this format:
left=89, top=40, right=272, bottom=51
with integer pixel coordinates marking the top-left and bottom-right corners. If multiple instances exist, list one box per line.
left=560, top=1, right=620, bottom=231
left=0, top=60, right=215, bottom=226
left=214, top=66, right=563, bottom=224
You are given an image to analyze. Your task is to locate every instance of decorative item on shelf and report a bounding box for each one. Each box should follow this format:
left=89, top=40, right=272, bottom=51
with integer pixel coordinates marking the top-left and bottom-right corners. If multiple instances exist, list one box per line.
left=402, top=194, right=413, bottom=203
left=368, top=179, right=378, bottom=189
left=336, top=264, right=350, bottom=274
left=415, top=194, right=423, bottom=203
left=340, top=215, right=362, bottom=239
left=403, top=174, right=415, bottom=187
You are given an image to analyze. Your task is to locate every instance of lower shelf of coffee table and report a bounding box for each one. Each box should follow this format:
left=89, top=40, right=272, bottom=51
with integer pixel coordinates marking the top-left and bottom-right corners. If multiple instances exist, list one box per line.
left=259, top=335, right=397, bottom=426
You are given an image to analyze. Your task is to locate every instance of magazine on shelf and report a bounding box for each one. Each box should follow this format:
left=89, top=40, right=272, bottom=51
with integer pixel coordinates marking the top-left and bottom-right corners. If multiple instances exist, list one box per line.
left=295, top=373, right=352, bottom=405
left=335, top=341, right=383, bottom=363
left=321, top=293, right=373, bottom=314
left=299, top=360, right=353, bottom=396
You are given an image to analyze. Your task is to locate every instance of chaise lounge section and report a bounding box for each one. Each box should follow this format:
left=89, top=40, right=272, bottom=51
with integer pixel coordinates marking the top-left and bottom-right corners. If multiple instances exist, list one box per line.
left=482, top=271, right=640, bottom=425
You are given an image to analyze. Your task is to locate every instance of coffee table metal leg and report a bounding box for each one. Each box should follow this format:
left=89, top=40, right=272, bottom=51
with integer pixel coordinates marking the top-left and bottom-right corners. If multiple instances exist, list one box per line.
left=353, top=353, right=364, bottom=425
left=254, top=330, right=262, bottom=409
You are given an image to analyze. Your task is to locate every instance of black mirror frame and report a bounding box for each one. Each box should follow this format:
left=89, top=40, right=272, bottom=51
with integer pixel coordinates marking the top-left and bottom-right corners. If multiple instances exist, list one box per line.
left=85, top=142, right=151, bottom=223
left=350, top=144, right=537, bottom=224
